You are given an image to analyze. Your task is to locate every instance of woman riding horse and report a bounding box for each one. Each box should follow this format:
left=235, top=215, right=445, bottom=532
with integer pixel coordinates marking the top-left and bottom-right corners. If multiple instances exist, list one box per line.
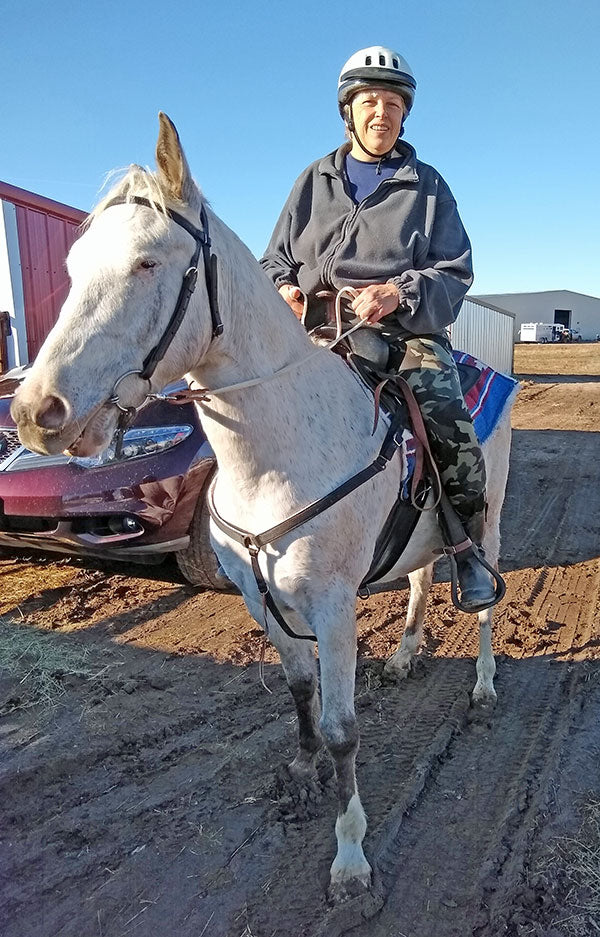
left=260, top=45, right=494, bottom=611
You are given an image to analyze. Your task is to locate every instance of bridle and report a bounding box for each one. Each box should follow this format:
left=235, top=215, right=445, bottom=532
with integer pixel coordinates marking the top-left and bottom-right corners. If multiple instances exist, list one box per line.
left=101, top=195, right=223, bottom=421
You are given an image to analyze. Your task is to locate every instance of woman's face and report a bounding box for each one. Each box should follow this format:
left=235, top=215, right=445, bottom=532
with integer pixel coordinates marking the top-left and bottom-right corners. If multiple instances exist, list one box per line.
left=349, top=88, right=405, bottom=158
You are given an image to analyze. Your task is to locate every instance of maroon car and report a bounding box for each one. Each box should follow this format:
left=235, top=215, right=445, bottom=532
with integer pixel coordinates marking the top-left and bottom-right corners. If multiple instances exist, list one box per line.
left=0, top=376, right=225, bottom=587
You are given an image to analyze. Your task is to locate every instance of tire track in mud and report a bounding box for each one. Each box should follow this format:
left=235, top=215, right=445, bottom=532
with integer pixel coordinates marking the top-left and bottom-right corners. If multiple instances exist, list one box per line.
left=0, top=659, right=296, bottom=935
left=500, top=559, right=600, bottom=662
left=506, top=428, right=599, bottom=570
left=243, top=658, right=479, bottom=937
left=348, top=656, right=586, bottom=937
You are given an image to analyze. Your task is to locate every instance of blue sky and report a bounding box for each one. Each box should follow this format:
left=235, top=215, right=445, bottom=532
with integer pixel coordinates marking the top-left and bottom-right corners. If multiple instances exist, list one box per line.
left=2, top=0, right=599, bottom=296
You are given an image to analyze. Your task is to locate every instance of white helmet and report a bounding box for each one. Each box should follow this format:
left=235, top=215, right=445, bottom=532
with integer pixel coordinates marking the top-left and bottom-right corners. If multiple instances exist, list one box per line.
left=337, top=46, right=417, bottom=116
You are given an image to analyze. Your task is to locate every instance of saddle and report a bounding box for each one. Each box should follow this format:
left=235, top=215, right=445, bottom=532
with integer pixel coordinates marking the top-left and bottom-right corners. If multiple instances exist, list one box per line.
left=307, top=294, right=484, bottom=595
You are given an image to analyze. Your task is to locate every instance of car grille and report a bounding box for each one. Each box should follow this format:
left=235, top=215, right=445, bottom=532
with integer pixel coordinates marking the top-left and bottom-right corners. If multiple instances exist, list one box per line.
left=0, top=428, right=23, bottom=463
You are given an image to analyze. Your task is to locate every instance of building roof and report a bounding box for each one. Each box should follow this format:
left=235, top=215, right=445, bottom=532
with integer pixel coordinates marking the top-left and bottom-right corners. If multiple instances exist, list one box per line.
left=473, top=289, right=600, bottom=303
left=0, top=180, right=86, bottom=225
left=465, top=295, right=515, bottom=318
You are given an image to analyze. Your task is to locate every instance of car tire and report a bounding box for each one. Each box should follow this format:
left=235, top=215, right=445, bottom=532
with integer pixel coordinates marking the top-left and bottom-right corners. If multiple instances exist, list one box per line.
left=176, top=473, right=236, bottom=591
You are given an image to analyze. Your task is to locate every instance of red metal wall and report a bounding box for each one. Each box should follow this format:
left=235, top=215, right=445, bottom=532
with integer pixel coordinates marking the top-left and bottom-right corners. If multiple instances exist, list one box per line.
left=0, top=181, right=86, bottom=362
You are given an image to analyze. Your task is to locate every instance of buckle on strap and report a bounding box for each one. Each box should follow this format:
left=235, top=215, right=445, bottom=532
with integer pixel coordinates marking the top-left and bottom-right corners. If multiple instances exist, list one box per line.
left=433, top=538, right=473, bottom=557
left=433, top=545, right=461, bottom=557
left=244, top=536, right=261, bottom=556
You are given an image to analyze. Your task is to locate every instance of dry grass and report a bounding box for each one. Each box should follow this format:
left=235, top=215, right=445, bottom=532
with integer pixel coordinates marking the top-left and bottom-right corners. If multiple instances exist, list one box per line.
left=514, top=341, right=600, bottom=377
left=547, top=796, right=600, bottom=935
left=0, top=618, right=121, bottom=713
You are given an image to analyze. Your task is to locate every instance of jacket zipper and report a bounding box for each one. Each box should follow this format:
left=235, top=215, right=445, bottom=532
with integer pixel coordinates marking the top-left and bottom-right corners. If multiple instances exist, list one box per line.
left=322, top=178, right=399, bottom=289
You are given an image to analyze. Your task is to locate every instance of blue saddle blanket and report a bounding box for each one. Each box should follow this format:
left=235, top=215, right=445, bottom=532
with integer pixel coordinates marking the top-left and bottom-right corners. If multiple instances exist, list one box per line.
left=453, top=351, right=518, bottom=444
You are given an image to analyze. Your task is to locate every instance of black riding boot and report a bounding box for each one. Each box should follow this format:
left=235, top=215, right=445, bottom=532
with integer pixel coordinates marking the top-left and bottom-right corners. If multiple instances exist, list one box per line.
left=455, top=510, right=496, bottom=612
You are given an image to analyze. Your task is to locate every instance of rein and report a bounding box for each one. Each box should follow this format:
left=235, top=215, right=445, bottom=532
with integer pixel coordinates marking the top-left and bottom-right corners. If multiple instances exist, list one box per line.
left=160, top=288, right=366, bottom=405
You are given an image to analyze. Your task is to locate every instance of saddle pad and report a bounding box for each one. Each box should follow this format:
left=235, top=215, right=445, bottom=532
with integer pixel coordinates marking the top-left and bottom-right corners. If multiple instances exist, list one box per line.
left=454, top=351, right=519, bottom=444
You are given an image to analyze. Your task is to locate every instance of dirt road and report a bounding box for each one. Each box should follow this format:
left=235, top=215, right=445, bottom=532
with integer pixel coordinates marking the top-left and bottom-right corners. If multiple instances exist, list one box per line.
left=0, top=343, right=599, bottom=937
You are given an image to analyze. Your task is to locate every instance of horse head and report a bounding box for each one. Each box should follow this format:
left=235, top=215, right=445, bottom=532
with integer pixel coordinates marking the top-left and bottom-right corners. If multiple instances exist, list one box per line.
left=11, top=114, right=216, bottom=457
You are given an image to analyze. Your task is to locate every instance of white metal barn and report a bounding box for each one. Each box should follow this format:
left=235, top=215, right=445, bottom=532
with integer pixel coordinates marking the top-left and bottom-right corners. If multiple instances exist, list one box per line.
left=449, top=296, right=515, bottom=375
left=471, top=290, right=600, bottom=342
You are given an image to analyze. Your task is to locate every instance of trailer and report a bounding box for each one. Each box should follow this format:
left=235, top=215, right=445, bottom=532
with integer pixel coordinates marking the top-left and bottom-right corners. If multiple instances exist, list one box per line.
left=0, top=181, right=85, bottom=372
left=519, top=322, right=555, bottom=343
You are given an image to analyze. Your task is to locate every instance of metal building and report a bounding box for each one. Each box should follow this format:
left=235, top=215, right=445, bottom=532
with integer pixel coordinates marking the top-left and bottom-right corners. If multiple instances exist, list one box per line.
left=449, top=296, right=515, bottom=375
left=0, top=181, right=86, bottom=371
left=472, top=289, right=600, bottom=342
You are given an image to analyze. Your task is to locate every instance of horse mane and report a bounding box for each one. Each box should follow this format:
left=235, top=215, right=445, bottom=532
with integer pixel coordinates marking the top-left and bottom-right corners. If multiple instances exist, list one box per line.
left=85, top=164, right=195, bottom=229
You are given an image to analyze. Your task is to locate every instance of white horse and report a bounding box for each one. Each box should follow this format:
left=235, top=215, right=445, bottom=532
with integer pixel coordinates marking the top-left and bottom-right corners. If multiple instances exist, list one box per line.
left=11, top=114, right=513, bottom=900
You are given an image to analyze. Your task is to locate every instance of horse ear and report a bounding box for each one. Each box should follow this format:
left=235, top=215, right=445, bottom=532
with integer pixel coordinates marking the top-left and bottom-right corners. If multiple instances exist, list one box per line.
left=156, top=112, right=196, bottom=205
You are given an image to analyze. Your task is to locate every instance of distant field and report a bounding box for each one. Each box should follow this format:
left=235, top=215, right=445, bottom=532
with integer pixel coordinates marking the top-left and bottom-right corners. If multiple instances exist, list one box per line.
left=513, top=340, right=600, bottom=376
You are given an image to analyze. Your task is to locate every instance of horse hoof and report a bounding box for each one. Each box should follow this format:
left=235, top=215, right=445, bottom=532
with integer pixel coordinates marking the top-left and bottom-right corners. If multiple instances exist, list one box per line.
left=288, top=756, right=318, bottom=783
left=383, top=656, right=412, bottom=681
left=471, top=685, right=497, bottom=709
left=327, top=871, right=372, bottom=905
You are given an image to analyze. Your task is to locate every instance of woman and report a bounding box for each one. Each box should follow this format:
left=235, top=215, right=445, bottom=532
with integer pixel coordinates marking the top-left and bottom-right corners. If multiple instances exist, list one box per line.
left=260, top=45, right=494, bottom=611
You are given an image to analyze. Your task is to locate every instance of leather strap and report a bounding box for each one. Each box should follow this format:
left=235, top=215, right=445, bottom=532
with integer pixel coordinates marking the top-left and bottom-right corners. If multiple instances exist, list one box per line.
left=207, top=407, right=407, bottom=642
left=103, top=197, right=223, bottom=381
left=208, top=405, right=406, bottom=552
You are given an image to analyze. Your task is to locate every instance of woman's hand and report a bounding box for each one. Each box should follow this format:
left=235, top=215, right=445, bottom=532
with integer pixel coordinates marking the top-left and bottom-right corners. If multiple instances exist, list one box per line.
left=278, top=284, right=305, bottom=320
left=351, top=283, right=400, bottom=324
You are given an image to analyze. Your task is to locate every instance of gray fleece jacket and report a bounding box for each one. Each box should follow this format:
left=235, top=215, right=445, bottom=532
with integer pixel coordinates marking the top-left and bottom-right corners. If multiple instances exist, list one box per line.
left=260, top=140, right=473, bottom=337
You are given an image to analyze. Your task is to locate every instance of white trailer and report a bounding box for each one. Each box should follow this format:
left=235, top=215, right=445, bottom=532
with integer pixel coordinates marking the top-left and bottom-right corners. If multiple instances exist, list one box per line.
left=519, top=322, right=554, bottom=343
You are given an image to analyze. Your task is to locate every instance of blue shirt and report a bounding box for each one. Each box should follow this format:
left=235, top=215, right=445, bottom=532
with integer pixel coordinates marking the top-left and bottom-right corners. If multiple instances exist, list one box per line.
left=344, top=153, right=404, bottom=203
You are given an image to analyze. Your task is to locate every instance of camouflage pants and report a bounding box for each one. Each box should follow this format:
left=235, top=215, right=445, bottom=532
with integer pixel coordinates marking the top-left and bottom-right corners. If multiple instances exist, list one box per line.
left=391, top=336, right=487, bottom=521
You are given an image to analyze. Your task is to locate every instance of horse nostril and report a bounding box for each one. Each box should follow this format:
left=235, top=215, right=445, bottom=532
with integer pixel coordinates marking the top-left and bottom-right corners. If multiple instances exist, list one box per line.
left=34, top=395, right=70, bottom=430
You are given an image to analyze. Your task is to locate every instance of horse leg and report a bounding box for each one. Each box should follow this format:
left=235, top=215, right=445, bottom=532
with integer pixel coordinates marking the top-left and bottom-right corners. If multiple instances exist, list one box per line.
left=274, top=629, right=323, bottom=779
left=384, top=563, right=434, bottom=679
left=243, top=592, right=323, bottom=778
left=472, top=510, right=501, bottom=706
left=315, top=588, right=371, bottom=898
left=472, top=606, right=496, bottom=705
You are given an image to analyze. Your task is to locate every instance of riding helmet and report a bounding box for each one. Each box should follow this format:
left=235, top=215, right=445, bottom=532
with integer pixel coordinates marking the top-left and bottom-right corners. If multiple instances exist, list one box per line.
left=337, top=46, right=417, bottom=116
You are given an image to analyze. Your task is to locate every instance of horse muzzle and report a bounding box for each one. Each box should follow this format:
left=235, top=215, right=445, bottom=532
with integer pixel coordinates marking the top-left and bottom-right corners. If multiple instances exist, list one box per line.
left=11, top=388, right=117, bottom=457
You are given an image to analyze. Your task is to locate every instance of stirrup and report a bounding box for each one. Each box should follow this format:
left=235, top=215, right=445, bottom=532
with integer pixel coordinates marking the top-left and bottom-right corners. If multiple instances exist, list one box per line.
left=435, top=492, right=506, bottom=613
left=448, top=545, right=506, bottom=613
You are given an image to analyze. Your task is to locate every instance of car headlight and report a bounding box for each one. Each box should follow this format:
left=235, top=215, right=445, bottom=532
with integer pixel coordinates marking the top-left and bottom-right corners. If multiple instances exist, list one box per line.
left=73, top=425, right=195, bottom=467
left=6, top=425, right=194, bottom=471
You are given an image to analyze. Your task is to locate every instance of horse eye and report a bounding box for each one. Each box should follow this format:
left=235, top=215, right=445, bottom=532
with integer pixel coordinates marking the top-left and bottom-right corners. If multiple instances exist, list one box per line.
left=139, top=259, right=157, bottom=270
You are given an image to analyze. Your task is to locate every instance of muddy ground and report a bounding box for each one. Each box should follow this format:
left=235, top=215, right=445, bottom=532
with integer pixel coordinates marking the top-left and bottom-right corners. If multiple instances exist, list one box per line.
left=0, top=342, right=599, bottom=937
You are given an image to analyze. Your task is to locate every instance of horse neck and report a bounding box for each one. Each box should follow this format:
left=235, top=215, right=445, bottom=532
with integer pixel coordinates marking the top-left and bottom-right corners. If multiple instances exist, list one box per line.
left=193, top=213, right=311, bottom=381
left=185, top=216, right=373, bottom=493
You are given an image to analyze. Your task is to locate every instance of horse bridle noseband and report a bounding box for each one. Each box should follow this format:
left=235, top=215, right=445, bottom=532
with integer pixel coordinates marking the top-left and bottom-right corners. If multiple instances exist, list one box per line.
left=102, top=195, right=223, bottom=418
